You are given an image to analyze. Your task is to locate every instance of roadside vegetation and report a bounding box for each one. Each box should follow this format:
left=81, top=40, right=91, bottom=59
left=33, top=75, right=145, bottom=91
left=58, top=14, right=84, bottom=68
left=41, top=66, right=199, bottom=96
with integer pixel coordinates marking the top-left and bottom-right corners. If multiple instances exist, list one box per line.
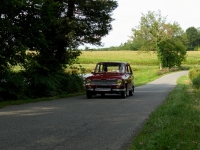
left=128, top=75, right=200, bottom=150
left=1, top=51, right=199, bottom=108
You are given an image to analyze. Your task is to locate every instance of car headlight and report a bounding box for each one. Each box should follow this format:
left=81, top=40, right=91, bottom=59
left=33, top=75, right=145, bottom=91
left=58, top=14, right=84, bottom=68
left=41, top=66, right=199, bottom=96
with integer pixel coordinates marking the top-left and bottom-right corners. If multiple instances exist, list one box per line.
left=117, top=79, right=122, bottom=85
left=85, top=79, right=91, bottom=85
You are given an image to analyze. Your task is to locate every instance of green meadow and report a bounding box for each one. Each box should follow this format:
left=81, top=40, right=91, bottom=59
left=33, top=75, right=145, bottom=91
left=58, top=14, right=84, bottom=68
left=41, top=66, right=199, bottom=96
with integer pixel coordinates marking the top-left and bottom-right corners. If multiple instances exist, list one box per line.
left=78, top=51, right=200, bottom=65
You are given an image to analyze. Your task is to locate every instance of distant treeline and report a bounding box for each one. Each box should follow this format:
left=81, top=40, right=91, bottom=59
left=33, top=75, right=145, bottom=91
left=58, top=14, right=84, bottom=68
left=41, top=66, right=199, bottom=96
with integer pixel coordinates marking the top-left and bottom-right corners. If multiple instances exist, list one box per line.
left=82, top=26, right=200, bottom=51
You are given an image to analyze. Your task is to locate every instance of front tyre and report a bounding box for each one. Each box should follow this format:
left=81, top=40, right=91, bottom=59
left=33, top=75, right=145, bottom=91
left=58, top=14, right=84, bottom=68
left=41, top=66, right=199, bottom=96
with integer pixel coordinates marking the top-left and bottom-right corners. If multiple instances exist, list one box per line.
left=86, top=91, right=92, bottom=99
left=121, top=88, right=127, bottom=99
left=129, top=87, right=134, bottom=96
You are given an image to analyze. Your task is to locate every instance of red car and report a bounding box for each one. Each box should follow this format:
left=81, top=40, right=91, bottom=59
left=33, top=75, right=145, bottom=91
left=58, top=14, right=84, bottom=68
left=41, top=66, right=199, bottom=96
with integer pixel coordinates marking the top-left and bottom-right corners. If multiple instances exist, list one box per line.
left=85, top=62, right=135, bottom=98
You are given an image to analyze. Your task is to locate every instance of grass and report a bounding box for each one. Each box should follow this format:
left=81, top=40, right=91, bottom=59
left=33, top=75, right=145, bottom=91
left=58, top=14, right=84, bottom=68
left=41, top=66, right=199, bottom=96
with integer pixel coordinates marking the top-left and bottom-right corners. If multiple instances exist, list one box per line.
left=133, top=65, right=160, bottom=86
left=128, top=75, right=200, bottom=150
left=78, top=51, right=158, bottom=65
left=78, top=51, right=200, bottom=66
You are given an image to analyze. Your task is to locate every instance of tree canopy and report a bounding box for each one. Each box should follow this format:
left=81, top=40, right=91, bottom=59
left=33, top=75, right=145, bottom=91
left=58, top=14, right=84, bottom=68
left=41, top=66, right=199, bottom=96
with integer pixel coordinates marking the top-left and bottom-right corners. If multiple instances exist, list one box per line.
left=186, top=27, right=200, bottom=50
left=130, top=10, right=186, bottom=69
left=0, top=0, right=118, bottom=73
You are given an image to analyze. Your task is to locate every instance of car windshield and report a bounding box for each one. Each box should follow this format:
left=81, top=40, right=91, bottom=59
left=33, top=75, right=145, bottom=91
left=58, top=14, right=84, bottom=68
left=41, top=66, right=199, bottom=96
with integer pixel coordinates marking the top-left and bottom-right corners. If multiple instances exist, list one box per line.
left=94, top=63, right=125, bottom=73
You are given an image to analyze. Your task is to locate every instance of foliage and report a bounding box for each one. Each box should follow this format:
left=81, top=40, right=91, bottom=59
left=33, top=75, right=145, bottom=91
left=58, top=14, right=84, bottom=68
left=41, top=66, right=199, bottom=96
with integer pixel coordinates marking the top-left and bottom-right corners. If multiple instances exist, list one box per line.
left=0, top=71, right=27, bottom=101
left=0, top=71, right=84, bottom=101
left=192, top=76, right=200, bottom=89
left=0, top=0, right=117, bottom=100
left=116, top=39, right=143, bottom=50
left=188, top=68, right=200, bottom=80
left=129, top=10, right=186, bottom=69
left=158, top=39, right=186, bottom=68
left=0, top=0, right=28, bottom=72
left=189, top=68, right=200, bottom=89
left=186, top=27, right=200, bottom=50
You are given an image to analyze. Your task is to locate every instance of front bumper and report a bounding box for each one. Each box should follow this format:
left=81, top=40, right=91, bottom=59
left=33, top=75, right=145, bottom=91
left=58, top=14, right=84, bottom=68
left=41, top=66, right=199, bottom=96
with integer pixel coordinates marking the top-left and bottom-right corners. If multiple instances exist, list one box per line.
left=85, top=85, right=125, bottom=93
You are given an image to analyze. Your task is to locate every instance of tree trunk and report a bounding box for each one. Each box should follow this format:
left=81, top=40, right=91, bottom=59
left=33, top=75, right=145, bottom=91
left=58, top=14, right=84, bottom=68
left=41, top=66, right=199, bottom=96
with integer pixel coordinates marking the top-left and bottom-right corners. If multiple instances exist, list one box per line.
left=159, top=62, right=162, bottom=70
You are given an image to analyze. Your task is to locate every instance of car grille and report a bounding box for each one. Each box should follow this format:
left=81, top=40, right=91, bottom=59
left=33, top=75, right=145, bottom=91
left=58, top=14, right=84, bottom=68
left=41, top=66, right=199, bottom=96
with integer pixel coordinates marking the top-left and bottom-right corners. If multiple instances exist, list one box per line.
left=91, top=79, right=117, bottom=85
left=96, top=85, right=111, bottom=88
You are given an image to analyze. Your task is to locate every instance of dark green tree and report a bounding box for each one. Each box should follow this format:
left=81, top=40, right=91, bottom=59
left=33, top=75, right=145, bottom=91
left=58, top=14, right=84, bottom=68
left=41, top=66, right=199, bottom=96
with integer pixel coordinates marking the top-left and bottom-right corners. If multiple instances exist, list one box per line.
left=186, top=27, right=200, bottom=50
left=0, top=0, right=118, bottom=99
left=24, top=0, right=118, bottom=74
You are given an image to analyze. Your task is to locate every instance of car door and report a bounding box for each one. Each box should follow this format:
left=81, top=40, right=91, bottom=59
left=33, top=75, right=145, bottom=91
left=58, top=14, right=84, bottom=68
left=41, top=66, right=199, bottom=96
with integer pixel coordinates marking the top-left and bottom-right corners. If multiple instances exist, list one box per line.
left=126, top=64, right=134, bottom=90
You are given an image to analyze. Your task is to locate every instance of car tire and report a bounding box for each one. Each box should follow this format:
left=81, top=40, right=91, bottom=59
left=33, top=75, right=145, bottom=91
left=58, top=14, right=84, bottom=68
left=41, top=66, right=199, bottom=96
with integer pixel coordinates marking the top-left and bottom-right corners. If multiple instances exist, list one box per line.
left=86, top=91, right=92, bottom=99
left=129, top=87, right=134, bottom=96
left=121, top=88, right=127, bottom=99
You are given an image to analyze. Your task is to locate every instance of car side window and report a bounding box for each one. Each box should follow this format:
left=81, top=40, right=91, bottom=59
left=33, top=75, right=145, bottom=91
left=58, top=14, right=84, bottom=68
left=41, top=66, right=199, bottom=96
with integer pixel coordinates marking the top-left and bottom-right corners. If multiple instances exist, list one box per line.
left=126, top=65, right=132, bottom=74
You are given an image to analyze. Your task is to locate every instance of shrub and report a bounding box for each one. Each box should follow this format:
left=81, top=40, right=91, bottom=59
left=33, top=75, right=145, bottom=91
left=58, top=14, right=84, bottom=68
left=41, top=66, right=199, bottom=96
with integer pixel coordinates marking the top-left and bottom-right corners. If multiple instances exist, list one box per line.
left=192, top=76, right=200, bottom=89
left=0, top=70, right=84, bottom=101
left=24, top=71, right=84, bottom=99
left=188, top=68, right=200, bottom=80
left=0, top=71, right=27, bottom=101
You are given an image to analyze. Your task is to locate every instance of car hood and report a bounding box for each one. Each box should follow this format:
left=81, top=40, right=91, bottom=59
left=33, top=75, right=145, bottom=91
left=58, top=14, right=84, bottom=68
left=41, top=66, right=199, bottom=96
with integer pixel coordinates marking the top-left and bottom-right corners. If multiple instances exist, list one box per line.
left=86, top=73, right=125, bottom=80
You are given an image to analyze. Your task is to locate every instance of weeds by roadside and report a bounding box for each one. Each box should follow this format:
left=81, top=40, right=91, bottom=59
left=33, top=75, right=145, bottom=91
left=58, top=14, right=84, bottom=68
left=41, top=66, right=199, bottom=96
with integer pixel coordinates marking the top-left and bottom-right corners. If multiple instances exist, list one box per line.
left=128, top=75, right=200, bottom=150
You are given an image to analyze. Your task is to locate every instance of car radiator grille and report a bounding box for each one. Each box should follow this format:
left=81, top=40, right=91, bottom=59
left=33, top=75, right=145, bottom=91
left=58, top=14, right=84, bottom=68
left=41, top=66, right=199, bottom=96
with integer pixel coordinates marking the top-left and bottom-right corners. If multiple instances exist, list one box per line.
left=91, top=79, right=117, bottom=85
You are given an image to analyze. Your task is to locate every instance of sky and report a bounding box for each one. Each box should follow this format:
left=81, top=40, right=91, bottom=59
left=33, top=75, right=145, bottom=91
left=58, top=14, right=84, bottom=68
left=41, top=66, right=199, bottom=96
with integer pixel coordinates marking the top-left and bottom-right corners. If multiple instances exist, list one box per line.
left=84, top=0, right=200, bottom=49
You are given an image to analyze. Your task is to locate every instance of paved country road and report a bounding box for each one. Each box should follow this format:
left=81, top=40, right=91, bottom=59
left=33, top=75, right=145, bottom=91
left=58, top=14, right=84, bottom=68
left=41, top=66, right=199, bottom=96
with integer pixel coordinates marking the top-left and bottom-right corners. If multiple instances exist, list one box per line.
left=0, top=71, right=188, bottom=150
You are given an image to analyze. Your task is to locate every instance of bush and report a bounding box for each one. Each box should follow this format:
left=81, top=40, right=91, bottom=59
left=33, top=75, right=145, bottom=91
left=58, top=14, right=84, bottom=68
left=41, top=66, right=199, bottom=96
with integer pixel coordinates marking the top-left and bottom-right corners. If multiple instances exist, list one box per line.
left=0, top=71, right=27, bottom=101
left=192, top=76, right=200, bottom=89
left=188, top=68, right=200, bottom=80
left=24, top=71, right=84, bottom=99
left=188, top=68, right=200, bottom=89
left=0, top=70, right=84, bottom=101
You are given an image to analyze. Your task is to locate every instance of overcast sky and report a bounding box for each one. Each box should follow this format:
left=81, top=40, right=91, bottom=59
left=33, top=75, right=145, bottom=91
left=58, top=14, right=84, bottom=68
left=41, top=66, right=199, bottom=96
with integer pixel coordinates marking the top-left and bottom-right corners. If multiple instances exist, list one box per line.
left=85, top=0, right=200, bottom=49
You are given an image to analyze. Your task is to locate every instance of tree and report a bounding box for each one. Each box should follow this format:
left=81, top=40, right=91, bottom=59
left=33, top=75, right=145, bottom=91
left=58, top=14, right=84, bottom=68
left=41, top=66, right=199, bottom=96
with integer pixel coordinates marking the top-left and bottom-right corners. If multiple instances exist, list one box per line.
left=0, top=0, right=118, bottom=74
left=130, top=10, right=186, bottom=69
left=23, top=0, right=118, bottom=73
left=158, top=38, right=186, bottom=68
left=186, top=27, right=200, bottom=50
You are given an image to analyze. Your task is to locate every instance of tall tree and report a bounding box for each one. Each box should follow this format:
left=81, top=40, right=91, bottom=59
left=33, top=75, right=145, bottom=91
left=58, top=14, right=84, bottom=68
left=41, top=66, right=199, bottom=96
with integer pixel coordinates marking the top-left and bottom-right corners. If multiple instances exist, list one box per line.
left=130, top=10, right=186, bottom=69
left=24, top=0, right=118, bottom=74
left=0, top=0, right=118, bottom=74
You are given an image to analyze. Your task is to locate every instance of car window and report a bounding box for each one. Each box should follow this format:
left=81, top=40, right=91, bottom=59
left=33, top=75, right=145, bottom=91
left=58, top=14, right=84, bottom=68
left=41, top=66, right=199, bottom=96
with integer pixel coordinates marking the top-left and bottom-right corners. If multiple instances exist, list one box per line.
left=94, top=63, right=125, bottom=73
left=126, top=65, right=132, bottom=74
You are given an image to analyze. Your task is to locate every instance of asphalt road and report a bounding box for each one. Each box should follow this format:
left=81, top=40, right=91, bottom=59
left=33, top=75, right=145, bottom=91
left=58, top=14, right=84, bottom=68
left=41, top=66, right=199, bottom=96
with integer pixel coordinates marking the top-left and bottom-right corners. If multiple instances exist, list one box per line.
left=0, top=71, right=188, bottom=150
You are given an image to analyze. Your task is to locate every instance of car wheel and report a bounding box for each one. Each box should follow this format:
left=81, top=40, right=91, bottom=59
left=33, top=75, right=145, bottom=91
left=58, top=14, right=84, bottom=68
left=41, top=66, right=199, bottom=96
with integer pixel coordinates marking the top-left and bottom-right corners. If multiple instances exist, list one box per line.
left=121, top=88, right=127, bottom=99
left=86, top=91, right=92, bottom=99
left=129, top=87, right=134, bottom=96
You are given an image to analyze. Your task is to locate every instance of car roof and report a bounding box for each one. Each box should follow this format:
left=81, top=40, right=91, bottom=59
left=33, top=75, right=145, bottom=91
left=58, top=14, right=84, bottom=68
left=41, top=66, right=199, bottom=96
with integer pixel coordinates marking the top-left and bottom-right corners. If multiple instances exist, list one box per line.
left=97, top=62, right=129, bottom=64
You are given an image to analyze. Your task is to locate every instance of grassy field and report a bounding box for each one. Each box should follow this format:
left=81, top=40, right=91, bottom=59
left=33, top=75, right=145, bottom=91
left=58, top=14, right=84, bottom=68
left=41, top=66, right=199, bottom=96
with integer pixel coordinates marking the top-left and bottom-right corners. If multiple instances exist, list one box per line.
left=78, top=51, right=200, bottom=65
